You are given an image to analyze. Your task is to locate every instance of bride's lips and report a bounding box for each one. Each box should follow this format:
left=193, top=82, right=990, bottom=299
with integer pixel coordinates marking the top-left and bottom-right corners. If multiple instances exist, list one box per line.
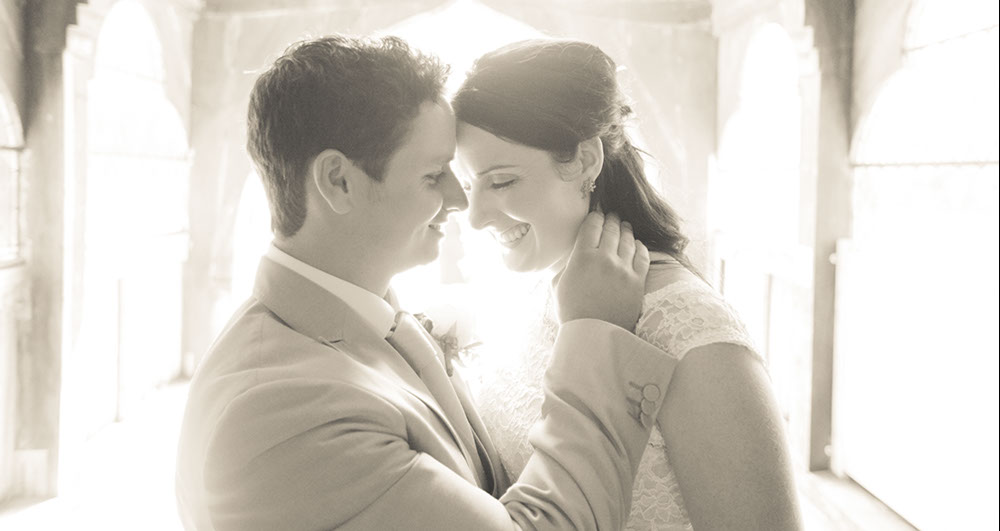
left=495, top=223, right=530, bottom=248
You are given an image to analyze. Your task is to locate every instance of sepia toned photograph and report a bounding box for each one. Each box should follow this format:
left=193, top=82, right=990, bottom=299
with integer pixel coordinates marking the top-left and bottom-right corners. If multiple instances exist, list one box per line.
left=0, top=0, right=997, bottom=530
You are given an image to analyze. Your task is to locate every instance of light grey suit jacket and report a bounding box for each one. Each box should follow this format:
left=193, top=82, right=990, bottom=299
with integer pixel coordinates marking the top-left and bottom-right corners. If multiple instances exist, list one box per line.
left=176, top=257, right=675, bottom=530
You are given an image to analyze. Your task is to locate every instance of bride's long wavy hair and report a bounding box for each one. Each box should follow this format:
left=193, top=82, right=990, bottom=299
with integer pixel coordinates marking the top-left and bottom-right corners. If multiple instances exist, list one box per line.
left=452, top=39, right=696, bottom=272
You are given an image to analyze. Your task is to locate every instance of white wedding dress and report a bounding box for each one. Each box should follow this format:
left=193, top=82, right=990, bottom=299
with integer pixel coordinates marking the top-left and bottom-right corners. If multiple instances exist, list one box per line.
left=465, top=259, right=759, bottom=530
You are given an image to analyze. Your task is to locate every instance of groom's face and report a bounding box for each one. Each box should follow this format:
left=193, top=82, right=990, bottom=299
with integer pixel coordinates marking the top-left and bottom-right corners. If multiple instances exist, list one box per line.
left=353, top=99, right=468, bottom=274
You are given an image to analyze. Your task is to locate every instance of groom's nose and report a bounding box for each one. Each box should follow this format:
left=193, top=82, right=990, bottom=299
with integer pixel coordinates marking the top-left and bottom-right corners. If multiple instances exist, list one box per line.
left=441, top=166, right=469, bottom=213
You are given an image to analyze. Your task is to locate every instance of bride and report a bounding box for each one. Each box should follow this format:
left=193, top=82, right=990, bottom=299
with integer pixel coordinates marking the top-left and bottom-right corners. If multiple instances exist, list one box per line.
left=452, top=39, right=803, bottom=530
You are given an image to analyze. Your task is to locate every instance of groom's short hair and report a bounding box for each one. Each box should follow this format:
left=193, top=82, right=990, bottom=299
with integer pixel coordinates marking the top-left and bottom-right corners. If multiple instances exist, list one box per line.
left=247, top=35, right=449, bottom=237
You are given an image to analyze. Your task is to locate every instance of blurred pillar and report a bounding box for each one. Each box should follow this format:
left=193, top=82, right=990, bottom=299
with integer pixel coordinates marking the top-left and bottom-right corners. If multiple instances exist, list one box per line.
left=803, top=0, right=855, bottom=472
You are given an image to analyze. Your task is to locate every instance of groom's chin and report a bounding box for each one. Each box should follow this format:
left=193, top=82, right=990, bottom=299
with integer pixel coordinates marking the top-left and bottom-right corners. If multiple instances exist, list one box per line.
left=406, top=244, right=442, bottom=270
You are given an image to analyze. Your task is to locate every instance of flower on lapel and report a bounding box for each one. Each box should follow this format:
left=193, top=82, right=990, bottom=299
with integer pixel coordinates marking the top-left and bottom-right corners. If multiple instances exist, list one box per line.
left=413, top=312, right=482, bottom=377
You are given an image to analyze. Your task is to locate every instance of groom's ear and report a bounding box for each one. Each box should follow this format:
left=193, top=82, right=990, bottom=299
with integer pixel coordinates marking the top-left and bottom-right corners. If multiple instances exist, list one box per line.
left=312, top=149, right=354, bottom=215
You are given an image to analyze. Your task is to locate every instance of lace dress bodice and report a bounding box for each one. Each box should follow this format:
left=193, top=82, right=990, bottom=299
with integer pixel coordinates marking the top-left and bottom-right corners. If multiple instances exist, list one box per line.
left=466, top=272, right=758, bottom=530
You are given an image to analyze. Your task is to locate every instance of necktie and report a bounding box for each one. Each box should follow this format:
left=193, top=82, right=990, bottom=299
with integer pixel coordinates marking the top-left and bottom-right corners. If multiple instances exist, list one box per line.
left=386, top=312, right=488, bottom=489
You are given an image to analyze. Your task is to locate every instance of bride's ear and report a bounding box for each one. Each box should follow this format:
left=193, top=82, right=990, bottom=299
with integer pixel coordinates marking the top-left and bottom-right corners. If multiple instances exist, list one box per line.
left=577, top=136, right=604, bottom=183
left=312, top=149, right=354, bottom=215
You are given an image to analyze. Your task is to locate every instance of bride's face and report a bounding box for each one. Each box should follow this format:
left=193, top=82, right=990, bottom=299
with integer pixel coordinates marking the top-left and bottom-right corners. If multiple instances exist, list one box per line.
left=456, top=122, right=590, bottom=272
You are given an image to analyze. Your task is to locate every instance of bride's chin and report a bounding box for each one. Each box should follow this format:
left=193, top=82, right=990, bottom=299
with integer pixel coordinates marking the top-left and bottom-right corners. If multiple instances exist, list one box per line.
left=500, top=243, right=570, bottom=275
left=501, top=254, right=534, bottom=273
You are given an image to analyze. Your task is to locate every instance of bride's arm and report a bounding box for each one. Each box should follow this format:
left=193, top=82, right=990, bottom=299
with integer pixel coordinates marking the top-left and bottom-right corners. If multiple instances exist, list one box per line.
left=659, top=343, right=803, bottom=530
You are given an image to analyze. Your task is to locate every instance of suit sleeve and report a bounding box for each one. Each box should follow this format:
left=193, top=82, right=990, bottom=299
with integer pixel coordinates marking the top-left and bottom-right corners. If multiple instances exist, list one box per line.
left=501, top=318, right=676, bottom=529
left=202, top=319, right=674, bottom=531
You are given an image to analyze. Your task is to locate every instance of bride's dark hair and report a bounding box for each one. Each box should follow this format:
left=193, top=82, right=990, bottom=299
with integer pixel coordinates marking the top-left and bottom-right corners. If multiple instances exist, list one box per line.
left=452, top=39, right=694, bottom=270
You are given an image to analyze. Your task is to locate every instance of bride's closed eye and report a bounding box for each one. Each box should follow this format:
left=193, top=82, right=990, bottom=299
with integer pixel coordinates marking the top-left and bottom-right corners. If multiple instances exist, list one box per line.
left=488, top=176, right=518, bottom=190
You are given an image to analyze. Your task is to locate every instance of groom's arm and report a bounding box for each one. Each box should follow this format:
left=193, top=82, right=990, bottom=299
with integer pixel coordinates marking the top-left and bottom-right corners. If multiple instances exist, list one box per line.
left=200, top=212, right=673, bottom=530
left=502, top=319, right=674, bottom=528
left=201, top=329, right=672, bottom=531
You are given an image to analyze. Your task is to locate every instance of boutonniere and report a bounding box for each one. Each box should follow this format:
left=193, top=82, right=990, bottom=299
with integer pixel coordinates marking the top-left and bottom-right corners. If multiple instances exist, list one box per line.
left=413, top=311, right=482, bottom=377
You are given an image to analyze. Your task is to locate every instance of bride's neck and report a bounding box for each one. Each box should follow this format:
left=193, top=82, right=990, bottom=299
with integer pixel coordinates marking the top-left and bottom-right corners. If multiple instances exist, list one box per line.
left=546, top=254, right=570, bottom=289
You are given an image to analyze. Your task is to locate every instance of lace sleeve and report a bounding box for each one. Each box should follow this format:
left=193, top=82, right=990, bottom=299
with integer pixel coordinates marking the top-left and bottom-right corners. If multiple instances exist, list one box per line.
left=635, top=281, right=761, bottom=363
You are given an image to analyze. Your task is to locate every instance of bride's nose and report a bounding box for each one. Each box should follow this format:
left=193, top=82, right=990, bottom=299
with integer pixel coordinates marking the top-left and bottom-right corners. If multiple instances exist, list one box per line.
left=467, top=185, right=495, bottom=231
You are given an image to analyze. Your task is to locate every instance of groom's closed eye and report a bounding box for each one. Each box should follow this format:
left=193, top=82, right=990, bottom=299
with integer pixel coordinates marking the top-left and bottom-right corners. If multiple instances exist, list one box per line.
left=423, top=171, right=447, bottom=184
left=424, top=165, right=456, bottom=185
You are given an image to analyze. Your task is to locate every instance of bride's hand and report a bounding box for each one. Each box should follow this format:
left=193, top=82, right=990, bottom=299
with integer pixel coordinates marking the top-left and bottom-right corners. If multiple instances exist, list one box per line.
left=555, top=211, right=650, bottom=331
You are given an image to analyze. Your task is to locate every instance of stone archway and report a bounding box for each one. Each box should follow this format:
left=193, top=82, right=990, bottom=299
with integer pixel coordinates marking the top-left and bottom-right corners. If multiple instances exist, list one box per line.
left=714, top=22, right=802, bottom=344
left=0, top=79, right=26, bottom=503
left=59, top=0, right=192, bottom=494
left=711, top=2, right=821, bottom=466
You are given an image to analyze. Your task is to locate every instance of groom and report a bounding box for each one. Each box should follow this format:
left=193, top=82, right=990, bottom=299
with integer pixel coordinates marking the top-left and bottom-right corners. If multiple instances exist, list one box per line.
left=176, top=35, right=675, bottom=530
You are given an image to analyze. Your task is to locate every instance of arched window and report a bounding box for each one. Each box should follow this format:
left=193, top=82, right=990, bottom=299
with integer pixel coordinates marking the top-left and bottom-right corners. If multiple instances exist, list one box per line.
left=62, top=0, right=191, bottom=454
left=0, top=77, right=24, bottom=505
left=711, top=21, right=816, bottom=459
left=833, top=2, right=998, bottom=528
left=0, top=82, right=23, bottom=263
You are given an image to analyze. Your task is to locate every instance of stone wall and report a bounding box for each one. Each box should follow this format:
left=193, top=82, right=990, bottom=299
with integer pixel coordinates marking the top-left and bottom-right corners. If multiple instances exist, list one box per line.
left=1, top=0, right=201, bottom=502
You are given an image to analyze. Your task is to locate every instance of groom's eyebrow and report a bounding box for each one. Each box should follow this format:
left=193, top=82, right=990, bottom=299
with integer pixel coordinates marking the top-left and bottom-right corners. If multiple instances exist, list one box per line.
left=476, top=164, right=517, bottom=177
left=421, top=155, right=453, bottom=174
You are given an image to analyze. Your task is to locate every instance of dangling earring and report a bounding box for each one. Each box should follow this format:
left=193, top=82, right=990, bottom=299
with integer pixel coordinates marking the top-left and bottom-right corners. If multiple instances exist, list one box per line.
left=580, top=178, right=596, bottom=198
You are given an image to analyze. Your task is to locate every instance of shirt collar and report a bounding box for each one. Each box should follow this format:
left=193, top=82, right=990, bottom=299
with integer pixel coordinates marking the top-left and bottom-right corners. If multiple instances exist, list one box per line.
left=264, top=244, right=397, bottom=337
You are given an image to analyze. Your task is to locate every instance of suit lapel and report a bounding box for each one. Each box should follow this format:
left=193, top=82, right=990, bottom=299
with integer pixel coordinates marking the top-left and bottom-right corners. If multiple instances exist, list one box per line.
left=450, top=371, right=509, bottom=496
left=253, top=257, right=484, bottom=486
left=403, top=318, right=491, bottom=489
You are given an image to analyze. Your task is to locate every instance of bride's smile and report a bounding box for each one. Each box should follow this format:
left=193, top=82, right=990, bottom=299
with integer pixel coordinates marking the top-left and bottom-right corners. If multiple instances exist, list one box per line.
left=496, top=222, right=531, bottom=246
left=456, top=122, right=598, bottom=272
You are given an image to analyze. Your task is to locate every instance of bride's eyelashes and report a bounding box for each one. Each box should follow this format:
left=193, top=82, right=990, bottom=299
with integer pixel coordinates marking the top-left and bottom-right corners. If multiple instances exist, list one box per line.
left=461, top=174, right=518, bottom=192
left=488, top=176, right=518, bottom=190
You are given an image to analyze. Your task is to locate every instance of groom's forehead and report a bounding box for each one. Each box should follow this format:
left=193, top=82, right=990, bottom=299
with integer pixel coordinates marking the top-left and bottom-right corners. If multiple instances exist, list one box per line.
left=390, top=102, right=457, bottom=166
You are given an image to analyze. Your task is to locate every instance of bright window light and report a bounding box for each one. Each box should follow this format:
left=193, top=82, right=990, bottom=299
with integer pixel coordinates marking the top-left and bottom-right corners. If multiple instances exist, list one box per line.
left=834, top=2, right=999, bottom=529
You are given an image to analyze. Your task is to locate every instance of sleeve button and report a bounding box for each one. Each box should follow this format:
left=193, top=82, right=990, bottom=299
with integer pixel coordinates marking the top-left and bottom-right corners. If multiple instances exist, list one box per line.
left=642, top=384, right=661, bottom=402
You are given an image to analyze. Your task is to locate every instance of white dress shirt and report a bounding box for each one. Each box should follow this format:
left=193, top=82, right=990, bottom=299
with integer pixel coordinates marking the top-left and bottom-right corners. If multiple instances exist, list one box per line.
left=264, top=244, right=396, bottom=337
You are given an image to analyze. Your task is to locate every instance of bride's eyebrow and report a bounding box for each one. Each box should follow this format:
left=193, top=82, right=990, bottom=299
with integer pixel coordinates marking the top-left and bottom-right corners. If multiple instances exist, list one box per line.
left=476, top=164, right=518, bottom=177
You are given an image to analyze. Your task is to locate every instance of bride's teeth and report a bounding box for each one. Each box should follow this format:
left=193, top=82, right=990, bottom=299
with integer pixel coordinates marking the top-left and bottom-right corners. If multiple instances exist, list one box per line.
left=500, top=224, right=529, bottom=244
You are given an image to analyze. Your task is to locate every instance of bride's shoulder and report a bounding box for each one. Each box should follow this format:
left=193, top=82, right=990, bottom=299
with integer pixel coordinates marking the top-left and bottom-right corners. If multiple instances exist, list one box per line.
left=637, top=254, right=760, bottom=363
left=644, top=252, right=702, bottom=295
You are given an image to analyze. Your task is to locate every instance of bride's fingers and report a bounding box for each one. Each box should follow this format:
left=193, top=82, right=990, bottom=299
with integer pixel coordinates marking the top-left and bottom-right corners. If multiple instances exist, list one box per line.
left=634, top=241, right=650, bottom=278
left=575, top=211, right=605, bottom=250
left=618, top=221, right=635, bottom=261
left=599, top=212, right=621, bottom=252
